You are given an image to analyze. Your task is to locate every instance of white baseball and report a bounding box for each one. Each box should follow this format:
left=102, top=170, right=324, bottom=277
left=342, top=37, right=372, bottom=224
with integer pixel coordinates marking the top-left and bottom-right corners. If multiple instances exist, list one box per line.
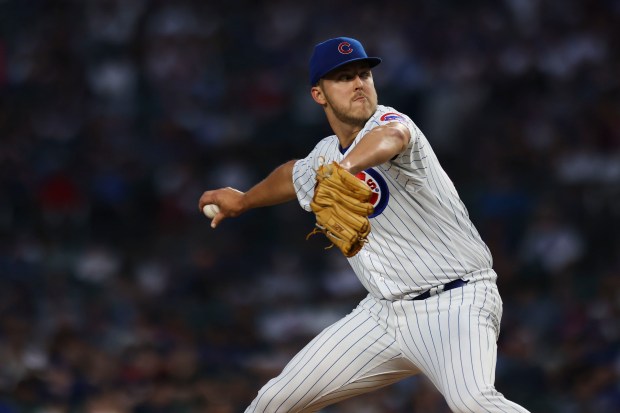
left=202, top=204, right=220, bottom=219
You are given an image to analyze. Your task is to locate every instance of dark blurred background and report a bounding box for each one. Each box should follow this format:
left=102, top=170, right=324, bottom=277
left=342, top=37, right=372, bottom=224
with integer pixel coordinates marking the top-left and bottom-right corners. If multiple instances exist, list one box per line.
left=0, top=0, right=619, bottom=412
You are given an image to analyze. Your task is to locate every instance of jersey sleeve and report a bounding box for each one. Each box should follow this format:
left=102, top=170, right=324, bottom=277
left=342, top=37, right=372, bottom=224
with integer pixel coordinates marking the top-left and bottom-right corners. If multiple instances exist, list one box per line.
left=373, top=108, right=429, bottom=193
left=292, top=136, right=341, bottom=211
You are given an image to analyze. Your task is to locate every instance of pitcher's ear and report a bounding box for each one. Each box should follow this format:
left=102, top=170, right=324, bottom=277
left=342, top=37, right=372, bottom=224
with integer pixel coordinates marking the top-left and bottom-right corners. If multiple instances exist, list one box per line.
left=311, top=85, right=326, bottom=105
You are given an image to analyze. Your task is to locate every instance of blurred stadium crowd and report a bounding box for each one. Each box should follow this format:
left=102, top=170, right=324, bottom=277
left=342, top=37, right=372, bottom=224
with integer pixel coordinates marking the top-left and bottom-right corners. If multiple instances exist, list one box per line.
left=1, top=0, right=619, bottom=412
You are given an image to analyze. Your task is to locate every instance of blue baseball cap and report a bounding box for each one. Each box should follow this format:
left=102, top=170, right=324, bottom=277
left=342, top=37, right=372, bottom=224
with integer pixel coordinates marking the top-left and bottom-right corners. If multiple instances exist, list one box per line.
left=309, top=37, right=382, bottom=86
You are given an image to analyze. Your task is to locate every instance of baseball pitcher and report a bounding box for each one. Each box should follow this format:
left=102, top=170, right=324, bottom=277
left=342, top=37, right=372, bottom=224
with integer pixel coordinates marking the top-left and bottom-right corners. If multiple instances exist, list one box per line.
left=199, top=37, right=531, bottom=413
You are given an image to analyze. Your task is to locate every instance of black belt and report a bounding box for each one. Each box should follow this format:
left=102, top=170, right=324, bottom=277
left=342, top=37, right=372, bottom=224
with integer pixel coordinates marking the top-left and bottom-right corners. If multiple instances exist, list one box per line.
left=411, top=279, right=468, bottom=301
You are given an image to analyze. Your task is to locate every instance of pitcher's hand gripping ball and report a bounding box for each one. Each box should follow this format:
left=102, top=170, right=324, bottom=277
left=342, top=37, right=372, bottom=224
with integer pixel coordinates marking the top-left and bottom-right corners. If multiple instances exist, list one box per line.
left=307, top=162, right=374, bottom=257
left=202, top=204, right=220, bottom=218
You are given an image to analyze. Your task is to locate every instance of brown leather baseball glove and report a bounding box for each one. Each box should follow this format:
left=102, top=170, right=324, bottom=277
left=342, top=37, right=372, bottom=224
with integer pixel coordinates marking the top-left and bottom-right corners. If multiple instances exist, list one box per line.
left=307, top=162, right=374, bottom=257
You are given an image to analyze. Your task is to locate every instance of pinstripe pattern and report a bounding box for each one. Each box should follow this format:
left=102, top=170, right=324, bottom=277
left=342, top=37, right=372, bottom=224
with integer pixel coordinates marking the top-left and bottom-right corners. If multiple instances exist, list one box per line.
left=247, top=105, right=530, bottom=412
left=293, top=105, right=493, bottom=300
left=246, top=296, right=416, bottom=413
left=246, top=283, right=529, bottom=412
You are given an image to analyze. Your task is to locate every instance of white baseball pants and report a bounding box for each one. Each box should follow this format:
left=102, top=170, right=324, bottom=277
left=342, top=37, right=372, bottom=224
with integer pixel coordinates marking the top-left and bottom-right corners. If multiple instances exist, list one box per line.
left=245, top=280, right=531, bottom=413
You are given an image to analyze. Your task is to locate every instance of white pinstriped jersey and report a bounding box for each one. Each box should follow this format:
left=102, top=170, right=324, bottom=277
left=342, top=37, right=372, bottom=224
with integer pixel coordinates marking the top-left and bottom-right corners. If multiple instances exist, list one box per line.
left=293, top=105, right=496, bottom=300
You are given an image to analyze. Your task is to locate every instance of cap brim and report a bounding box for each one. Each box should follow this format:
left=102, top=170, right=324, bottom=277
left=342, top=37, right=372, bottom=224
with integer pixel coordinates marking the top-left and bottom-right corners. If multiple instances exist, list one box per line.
left=315, top=57, right=382, bottom=84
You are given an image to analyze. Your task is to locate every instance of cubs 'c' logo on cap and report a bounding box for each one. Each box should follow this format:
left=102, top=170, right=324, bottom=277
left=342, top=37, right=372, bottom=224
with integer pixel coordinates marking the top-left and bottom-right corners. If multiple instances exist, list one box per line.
left=338, top=41, right=353, bottom=55
left=356, top=168, right=389, bottom=218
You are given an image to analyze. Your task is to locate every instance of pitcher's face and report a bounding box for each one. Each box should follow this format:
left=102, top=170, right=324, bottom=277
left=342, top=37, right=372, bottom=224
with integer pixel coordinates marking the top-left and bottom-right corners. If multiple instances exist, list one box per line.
left=318, top=61, right=378, bottom=127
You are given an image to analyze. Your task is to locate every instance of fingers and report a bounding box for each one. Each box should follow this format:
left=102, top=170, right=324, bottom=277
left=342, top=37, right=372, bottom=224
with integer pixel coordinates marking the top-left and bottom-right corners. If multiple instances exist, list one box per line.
left=198, top=187, right=245, bottom=228
left=198, top=190, right=216, bottom=212
left=210, top=211, right=224, bottom=228
left=198, top=191, right=222, bottom=228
